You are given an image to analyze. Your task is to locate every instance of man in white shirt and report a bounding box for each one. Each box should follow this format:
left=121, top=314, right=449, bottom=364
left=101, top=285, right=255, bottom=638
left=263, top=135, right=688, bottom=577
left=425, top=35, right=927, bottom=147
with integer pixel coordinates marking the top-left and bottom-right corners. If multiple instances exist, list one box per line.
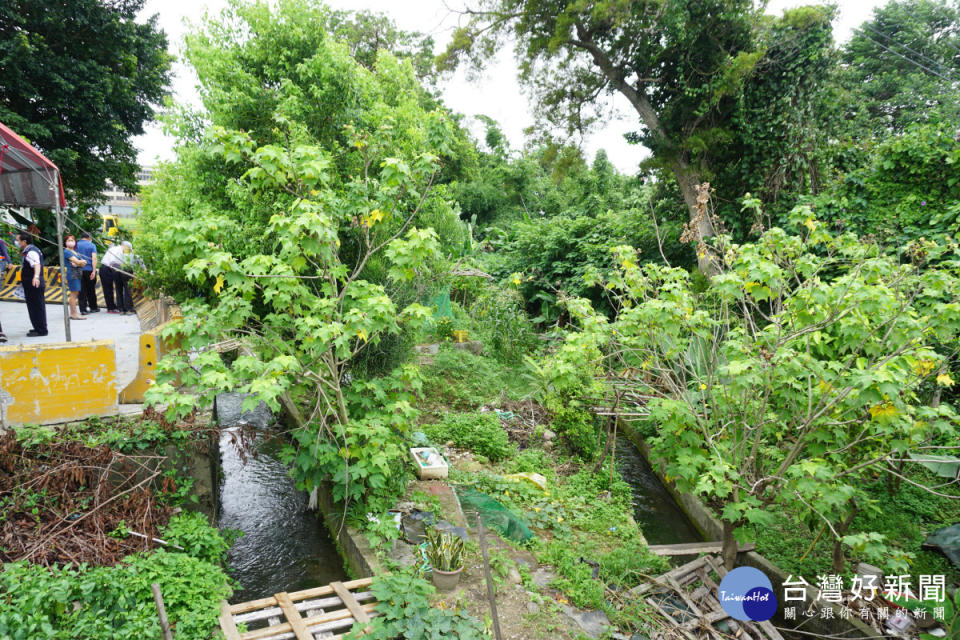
left=100, top=242, right=136, bottom=314
left=15, top=231, right=47, bottom=337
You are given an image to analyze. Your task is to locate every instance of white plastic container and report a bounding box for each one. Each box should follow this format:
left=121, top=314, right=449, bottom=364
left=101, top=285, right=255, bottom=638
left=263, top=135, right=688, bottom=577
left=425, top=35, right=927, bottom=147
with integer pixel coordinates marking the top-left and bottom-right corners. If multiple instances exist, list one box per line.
left=410, top=447, right=449, bottom=479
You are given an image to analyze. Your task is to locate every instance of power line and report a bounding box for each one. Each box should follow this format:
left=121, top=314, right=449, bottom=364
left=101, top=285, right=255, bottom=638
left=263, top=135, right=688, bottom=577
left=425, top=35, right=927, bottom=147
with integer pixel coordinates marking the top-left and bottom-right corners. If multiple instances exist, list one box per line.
left=861, top=22, right=957, bottom=80
left=853, top=28, right=959, bottom=84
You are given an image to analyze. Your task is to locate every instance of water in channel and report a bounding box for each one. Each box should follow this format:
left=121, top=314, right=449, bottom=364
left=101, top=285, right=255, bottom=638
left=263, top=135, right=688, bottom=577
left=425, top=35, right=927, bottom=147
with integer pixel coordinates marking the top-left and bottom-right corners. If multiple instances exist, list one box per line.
left=615, top=435, right=703, bottom=545
left=218, top=427, right=346, bottom=602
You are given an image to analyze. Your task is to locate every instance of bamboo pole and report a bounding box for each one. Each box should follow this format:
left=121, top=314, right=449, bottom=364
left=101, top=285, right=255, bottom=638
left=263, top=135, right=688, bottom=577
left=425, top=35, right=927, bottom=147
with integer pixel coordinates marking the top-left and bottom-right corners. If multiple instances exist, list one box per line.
left=152, top=583, right=174, bottom=640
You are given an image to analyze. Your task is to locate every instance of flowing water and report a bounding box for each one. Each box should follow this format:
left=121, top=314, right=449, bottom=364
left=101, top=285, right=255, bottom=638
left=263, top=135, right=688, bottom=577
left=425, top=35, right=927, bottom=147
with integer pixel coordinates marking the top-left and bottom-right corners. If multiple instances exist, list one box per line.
left=615, top=435, right=703, bottom=545
left=218, top=427, right=346, bottom=602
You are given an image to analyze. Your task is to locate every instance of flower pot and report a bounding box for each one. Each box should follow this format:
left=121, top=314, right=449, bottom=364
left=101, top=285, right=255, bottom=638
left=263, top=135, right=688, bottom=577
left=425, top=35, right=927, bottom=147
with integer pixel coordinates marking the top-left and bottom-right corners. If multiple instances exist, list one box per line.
left=431, top=566, right=463, bottom=591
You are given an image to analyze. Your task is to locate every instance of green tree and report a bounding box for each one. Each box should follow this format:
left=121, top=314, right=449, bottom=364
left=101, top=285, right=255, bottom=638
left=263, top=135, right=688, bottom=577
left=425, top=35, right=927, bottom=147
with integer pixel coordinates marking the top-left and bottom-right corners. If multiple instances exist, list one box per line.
left=439, top=1, right=834, bottom=271
left=141, top=0, right=467, bottom=519
left=546, top=192, right=960, bottom=570
left=0, top=0, right=171, bottom=207
left=841, top=0, right=960, bottom=137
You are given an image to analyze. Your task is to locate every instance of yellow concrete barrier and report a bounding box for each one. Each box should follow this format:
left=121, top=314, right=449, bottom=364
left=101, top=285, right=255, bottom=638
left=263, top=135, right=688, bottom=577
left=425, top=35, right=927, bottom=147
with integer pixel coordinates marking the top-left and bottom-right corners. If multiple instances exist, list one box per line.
left=119, top=319, right=180, bottom=404
left=0, top=340, right=117, bottom=427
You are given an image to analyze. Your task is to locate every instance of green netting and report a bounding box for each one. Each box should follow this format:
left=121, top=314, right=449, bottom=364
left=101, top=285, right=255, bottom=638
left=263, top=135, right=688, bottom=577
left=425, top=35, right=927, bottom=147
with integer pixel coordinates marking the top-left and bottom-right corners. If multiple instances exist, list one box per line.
left=925, top=522, right=960, bottom=570
left=430, top=287, right=453, bottom=318
left=455, top=487, right=534, bottom=543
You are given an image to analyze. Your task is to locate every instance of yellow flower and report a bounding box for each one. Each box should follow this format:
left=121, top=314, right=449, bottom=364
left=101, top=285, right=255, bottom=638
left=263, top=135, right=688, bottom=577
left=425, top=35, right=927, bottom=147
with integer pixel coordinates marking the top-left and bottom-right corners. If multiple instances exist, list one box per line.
left=511, top=273, right=523, bottom=286
left=869, top=403, right=898, bottom=419
left=361, top=209, right=385, bottom=227
left=936, top=373, right=955, bottom=387
left=534, top=507, right=540, bottom=513
left=913, top=359, right=936, bottom=376
left=213, top=274, right=224, bottom=294
left=504, top=490, right=510, bottom=497
left=557, top=516, right=564, bottom=523
left=699, top=383, right=707, bottom=391
left=803, top=217, right=818, bottom=232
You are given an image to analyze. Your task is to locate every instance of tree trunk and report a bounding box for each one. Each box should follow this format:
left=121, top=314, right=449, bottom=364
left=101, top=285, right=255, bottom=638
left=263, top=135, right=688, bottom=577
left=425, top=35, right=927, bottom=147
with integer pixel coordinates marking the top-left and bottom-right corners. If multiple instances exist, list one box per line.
left=831, top=504, right=859, bottom=573
left=571, top=31, right=716, bottom=274
left=722, top=519, right=738, bottom=570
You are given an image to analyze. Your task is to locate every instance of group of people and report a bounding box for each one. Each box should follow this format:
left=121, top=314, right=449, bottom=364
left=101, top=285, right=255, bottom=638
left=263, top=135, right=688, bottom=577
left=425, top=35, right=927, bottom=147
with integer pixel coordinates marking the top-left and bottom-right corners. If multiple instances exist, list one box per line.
left=0, top=231, right=138, bottom=342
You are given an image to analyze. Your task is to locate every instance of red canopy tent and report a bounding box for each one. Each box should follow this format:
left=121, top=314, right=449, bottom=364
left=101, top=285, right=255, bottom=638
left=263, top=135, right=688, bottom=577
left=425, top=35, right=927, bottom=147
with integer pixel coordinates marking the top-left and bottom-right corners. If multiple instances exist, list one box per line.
left=0, top=122, right=72, bottom=340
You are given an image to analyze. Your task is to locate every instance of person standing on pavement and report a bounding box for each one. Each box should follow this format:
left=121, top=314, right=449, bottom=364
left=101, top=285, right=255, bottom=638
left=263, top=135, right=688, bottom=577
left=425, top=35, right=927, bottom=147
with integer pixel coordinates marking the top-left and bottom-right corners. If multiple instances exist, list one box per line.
left=76, top=232, right=99, bottom=314
left=15, top=231, right=47, bottom=337
left=63, top=235, right=87, bottom=321
left=115, top=241, right=137, bottom=315
left=100, top=242, right=126, bottom=314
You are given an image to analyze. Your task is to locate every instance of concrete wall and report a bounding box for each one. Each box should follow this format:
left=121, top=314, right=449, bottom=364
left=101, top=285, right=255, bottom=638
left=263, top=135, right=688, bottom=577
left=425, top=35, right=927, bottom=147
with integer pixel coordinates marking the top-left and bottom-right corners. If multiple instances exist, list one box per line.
left=0, top=340, right=118, bottom=427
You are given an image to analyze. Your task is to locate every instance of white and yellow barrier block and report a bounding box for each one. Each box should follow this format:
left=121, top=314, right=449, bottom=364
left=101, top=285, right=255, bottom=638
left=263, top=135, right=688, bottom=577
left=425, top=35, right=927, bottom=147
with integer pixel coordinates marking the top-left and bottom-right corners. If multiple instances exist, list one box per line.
left=0, top=340, right=118, bottom=427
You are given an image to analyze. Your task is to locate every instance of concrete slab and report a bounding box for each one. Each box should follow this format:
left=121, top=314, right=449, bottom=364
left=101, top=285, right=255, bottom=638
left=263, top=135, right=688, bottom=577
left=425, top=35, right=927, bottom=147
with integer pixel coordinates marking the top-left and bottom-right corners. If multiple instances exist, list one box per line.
left=0, top=301, right=141, bottom=390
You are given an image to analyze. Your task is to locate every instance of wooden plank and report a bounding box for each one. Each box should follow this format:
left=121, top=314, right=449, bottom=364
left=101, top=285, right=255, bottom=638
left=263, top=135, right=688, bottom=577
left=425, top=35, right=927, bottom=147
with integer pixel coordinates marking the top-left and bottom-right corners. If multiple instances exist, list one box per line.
left=629, top=555, right=712, bottom=595
left=240, top=603, right=377, bottom=640
left=290, top=577, right=373, bottom=602
left=275, top=592, right=313, bottom=640
left=220, top=600, right=243, bottom=640
left=231, top=595, right=279, bottom=615
left=757, top=619, right=786, bottom=640
left=330, top=581, right=371, bottom=624
left=648, top=541, right=755, bottom=556
left=233, top=591, right=375, bottom=626
left=231, top=579, right=374, bottom=614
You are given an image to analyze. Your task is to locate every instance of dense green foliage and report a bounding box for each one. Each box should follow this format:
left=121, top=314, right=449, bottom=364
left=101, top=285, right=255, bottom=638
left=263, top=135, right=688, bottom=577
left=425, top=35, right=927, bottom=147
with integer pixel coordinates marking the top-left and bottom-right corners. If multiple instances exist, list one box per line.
left=0, top=517, right=232, bottom=640
left=142, top=0, right=481, bottom=525
left=547, top=211, right=960, bottom=570
left=811, top=123, right=960, bottom=242
left=840, top=0, right=960, bottom=136
left=0, top=0, right=170, bottom=206
left=441, top=0, right=842, bottom=271
left=425, top=412, right=513, bottom=461
left=344, top=573, right=486, bottom=639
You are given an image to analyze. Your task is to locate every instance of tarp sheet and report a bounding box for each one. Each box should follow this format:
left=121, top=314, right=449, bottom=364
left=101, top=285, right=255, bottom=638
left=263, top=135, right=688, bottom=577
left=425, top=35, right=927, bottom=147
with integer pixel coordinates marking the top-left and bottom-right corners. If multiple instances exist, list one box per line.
left=0, top=122, right=66, bottom=209
left=925, top=522, right=960, bottom=570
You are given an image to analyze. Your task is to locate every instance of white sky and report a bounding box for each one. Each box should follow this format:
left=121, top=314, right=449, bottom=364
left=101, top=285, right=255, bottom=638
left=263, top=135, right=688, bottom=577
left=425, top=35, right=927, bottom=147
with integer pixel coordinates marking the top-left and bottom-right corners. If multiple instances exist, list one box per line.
left=133, top=0, right=887, bottom=174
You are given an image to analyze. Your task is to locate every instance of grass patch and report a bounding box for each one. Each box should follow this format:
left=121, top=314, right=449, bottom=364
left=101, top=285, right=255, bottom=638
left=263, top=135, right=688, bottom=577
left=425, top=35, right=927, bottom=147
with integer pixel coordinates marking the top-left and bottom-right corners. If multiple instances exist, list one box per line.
left=424, top=412, right=514, bottom=461
left=418, top=347, right=532, bottom=414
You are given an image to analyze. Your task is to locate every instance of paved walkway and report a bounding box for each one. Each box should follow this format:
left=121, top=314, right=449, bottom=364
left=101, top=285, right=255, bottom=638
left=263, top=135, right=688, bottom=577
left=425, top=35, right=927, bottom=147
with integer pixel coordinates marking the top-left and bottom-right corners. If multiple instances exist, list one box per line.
left=0, top=300, right=142, bottom=390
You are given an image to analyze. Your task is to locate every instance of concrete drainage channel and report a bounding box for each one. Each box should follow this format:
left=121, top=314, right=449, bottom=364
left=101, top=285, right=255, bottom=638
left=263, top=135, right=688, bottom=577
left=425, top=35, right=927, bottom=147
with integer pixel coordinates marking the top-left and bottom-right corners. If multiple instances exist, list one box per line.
left=619, top=423, right=876, bottom=640
left=213, top=393, right=348, bottom=602
left=204, top=393, right=874, bottom=638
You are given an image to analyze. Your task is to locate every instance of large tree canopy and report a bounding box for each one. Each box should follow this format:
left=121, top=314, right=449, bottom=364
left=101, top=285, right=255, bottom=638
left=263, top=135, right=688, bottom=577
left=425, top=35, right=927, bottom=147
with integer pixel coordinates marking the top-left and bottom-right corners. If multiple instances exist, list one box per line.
left=0, top=0, right=170, bottom=208
left=440, top=1, right=835, bottom=269
left=841, top=0, right=960, bottom=136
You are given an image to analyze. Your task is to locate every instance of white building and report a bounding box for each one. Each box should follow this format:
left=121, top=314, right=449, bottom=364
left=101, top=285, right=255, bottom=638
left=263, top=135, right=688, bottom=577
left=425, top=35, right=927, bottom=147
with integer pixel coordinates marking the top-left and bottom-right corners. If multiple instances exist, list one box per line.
left=97, top=166, right=154, bottom=218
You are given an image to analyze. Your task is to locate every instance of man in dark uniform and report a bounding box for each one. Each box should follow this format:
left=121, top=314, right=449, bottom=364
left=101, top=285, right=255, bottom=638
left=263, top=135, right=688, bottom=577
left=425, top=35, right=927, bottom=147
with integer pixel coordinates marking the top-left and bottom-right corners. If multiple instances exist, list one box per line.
left=15, top=231, right=47, bottom=337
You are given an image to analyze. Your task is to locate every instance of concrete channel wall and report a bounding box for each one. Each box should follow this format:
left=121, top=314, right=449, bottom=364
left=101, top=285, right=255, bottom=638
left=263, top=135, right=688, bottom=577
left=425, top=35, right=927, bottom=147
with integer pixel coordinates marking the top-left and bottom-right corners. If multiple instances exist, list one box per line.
left=620, top=424, right=876, bottom=639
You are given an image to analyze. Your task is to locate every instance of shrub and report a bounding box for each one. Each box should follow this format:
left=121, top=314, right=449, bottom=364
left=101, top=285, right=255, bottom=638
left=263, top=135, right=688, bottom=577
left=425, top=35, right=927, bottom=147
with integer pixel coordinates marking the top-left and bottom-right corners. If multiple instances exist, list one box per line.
left=0, top=550, right=231, bottom=640
left=161, top=511, right=237, bottom=565
left=425, top=412, right=513, bottom=461
left=345, top=572, right=485, bottom=639
left=550, top=406, right=599, bottom=458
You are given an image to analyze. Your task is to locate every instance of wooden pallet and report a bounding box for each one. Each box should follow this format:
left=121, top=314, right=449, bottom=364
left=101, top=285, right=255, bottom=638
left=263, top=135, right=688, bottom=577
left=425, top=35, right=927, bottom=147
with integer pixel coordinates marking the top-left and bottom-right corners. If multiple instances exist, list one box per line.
left=630, top=555, right=784, bottom=640
left=219, top=578, right=378, bottom=640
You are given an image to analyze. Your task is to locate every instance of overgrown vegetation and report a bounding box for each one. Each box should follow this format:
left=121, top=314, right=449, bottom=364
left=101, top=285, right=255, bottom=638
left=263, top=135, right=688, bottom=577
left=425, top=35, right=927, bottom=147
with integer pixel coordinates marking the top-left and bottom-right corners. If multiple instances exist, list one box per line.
left=112, top=0, right=960, bottom=637
left=424, top=412, right=513, bottom=462
left=0, top=416, right=232, bottom=640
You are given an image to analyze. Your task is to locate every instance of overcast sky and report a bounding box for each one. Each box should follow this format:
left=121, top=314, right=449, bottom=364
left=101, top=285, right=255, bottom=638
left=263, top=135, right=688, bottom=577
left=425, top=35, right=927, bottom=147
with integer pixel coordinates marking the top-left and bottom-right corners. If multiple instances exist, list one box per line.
left=133, top=0, right=888, bottom=174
